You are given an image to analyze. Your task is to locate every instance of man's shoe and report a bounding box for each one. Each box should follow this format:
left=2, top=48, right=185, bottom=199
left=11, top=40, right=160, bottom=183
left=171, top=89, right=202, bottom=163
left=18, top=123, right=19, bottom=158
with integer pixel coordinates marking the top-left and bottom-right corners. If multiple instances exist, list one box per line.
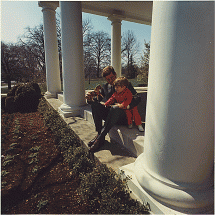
left=88, top=134, right=99, bottom=147
left=89, top=138, right=104, bottom=153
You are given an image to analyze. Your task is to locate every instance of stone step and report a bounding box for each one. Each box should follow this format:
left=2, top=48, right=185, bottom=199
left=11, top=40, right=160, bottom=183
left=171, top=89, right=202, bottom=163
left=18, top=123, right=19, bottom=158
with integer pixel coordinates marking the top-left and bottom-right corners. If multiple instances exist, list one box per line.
left=81, top=105, right=145, bottom=157
left=58, top=89, right=147, bottom=157
left=57, top=92, right=63, bottom=102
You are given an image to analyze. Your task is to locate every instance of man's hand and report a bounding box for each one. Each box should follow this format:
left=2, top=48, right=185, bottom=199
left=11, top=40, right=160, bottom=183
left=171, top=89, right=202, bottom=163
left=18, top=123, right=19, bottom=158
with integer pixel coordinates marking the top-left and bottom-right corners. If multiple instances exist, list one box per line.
left=101, top=102, right=106, bottom=106
left=85, top=91, right=94, bottom=101
left=85, top=85, right=104, bottom=102
left=115, top=103, right=124, bottom=109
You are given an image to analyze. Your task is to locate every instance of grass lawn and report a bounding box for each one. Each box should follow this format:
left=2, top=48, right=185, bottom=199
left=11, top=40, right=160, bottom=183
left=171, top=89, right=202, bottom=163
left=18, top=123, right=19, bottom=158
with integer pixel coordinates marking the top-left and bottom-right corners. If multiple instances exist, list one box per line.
left=85, top=78, right=147, bottom=90
left=1, top=78, right=147, bottom=94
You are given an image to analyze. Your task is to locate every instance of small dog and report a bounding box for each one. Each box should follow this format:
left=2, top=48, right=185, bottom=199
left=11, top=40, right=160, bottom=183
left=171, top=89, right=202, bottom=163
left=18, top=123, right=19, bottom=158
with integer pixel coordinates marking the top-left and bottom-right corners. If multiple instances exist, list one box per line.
left=85, top=85, right=104, bottom=101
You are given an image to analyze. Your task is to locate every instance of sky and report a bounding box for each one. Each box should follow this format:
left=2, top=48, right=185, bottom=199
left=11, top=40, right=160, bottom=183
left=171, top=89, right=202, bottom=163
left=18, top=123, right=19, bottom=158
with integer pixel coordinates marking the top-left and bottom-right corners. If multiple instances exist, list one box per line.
left=1, top=1, right=151, bottom=55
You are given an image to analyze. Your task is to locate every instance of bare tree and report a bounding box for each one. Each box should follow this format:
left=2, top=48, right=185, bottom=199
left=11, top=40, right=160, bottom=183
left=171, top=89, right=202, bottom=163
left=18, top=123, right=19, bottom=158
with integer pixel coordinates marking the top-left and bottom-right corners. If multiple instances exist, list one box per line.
left=19, top=17, right=93, bottom=81
left=18, top=44, right=46, bottom=82
left=122, top=30, right=140, bottom=79
left=84, top=31, right=111, bottom=78
left=1, top=42, right=40, bottom=88
left=82, top=18, right=93, bottom=38
left=2, top=15, right=96, bottom=89
left=19, top=24, right=46, bottom=76
left=138, top=41, right=150, bottom=83
left=84, top=51, right=97, bottom=83
left=1, top=42, right=21, bottom=89
left=82, top=18, right=96, bottom=82
left=141, top=41, right=150, bottom=68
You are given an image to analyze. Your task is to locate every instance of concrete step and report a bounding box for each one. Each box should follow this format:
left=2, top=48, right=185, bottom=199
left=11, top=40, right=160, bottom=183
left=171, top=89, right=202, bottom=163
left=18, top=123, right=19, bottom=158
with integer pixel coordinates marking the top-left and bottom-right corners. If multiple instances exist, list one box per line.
left=57, top=92, right=63, bottom=102
left=81, top=104, right=145, bottom=157
left=57, top=89, right=147, bottom=157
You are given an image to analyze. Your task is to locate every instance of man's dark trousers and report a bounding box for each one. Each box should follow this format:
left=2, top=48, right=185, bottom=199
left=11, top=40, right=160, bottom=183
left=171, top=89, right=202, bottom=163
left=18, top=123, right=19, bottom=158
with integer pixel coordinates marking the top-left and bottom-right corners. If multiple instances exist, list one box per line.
left=91, top=102, right=128, bottom=140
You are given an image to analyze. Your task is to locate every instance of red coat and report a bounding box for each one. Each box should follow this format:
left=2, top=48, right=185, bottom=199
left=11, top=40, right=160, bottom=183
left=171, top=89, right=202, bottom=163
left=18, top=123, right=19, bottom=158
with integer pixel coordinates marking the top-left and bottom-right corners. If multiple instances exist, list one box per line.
left=105, top=87, right=132, bottom=109
left=105, top=87, right=142, bottom=125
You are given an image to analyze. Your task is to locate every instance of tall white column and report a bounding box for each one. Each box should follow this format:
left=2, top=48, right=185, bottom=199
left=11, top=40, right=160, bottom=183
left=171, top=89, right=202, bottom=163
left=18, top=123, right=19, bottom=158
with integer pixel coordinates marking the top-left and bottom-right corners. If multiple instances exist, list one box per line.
left=134, top=1, right=214, bottom=213
left=59, top=1, right=86, bottom=117
left=39, top=1, right=61, bottom=98
left=108, top=15, right=122, bottom=77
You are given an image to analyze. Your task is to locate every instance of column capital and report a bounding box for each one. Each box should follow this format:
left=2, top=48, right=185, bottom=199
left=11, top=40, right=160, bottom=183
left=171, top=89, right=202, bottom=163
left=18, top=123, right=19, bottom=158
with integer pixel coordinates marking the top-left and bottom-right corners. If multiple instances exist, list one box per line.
left=108, top=14, right=124, bottom=24
left=38, top=1, right=59, bottom=11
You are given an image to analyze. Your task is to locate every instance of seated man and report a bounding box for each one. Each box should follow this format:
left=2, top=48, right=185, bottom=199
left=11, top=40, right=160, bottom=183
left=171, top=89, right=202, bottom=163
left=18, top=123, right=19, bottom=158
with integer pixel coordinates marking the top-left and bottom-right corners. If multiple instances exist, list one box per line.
left=85, top=66, right=141, bottom=153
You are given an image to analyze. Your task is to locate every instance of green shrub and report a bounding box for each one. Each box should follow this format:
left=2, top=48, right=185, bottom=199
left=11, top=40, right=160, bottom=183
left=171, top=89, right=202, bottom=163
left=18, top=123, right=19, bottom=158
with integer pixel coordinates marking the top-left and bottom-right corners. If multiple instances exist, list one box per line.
left=7, top=85, right=19, bottom=97
left=78, top=164, right=149, bottom=214
left=5, top=96, right=16, bottom=113
left=39, top=98, right=81, bottom=148
left=38, top=82, right=47, bottom=95
left=14, top=82, right=41, bottom=112
left=5, top=82, right=41, bottom=113
left=1, top=96, right=6, bottom=112
left=65, top=146, right=94, bottom=175
left=59, top=136, right=80, bottom=152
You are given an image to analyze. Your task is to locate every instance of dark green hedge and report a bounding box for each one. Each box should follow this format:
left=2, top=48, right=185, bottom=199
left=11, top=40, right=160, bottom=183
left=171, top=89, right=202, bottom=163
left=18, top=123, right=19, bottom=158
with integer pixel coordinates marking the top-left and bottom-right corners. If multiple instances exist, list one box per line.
left=5, top=82, right=41, bottom=113
left=38, top=97, right=150, bottom=214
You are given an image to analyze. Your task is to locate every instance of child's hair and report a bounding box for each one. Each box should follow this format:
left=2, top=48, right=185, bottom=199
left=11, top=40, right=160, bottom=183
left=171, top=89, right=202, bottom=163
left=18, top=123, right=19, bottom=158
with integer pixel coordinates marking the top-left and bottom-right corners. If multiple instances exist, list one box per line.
left=113, top=77, right=129, bottom=87
left=102, top=66, right=116, bottom=77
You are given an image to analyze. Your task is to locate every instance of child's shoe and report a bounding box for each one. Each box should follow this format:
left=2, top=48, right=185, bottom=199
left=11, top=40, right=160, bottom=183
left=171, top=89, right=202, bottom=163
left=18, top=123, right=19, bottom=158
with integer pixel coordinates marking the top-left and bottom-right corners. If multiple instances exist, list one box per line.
left=137, top=124, right=144, bottom=132
left=128, top=124, right=133, bottom=129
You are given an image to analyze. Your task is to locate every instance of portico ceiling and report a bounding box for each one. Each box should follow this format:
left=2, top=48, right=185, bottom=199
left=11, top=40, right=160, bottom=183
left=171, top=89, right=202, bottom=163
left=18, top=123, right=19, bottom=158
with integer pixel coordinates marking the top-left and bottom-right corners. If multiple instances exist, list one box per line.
left=81, top=1, right=153, bottom=25
left=42, top=1, right=153, bottom=25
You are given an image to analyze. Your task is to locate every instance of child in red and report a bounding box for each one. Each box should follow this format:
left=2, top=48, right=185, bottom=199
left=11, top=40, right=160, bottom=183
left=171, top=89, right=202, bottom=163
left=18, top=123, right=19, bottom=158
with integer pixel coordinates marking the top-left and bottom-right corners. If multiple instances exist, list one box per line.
left=104, top=77, right=144, bottom=132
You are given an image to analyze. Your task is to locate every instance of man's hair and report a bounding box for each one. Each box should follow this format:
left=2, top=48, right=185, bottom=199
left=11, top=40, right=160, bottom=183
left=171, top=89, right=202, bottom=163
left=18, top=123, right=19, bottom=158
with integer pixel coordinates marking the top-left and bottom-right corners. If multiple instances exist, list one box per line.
left=102, top=66, right=116, bottom=77
left=113, top=77, right=129, bottom=87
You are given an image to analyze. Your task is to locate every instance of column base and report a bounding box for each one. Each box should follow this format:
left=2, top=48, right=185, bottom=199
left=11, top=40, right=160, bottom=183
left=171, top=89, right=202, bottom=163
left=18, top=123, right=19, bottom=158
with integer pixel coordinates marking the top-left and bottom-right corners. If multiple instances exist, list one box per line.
left=58, top=103, right=81, bottom=118
left=133, top=154, right=214, bottom=214
left=44, top=91, right=57, bottom=99
left=120, top=163, right=214, bottom=215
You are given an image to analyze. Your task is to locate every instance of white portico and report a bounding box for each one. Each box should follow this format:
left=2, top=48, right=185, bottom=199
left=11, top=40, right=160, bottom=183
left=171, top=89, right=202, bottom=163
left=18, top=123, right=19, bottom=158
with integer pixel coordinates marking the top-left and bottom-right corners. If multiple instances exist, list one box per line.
left=39, top=1, right=152, bottom=117
left=39, top=1, right=214, bottom=214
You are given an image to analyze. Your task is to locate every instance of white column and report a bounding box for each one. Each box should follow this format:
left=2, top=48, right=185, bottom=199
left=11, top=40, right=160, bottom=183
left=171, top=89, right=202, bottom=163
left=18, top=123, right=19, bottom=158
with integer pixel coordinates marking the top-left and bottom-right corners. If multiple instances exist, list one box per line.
left=39, top=1, right=61, bottom=98
left=134, top=1, right=214, bottom=213
left=59, top=1, right=86, bottom=117
left=108, top=15, right=122, bottom=77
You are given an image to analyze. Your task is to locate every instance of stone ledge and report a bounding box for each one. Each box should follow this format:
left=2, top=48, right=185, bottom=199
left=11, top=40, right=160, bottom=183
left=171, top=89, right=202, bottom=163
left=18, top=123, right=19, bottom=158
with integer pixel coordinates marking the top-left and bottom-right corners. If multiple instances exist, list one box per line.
left=81, top=105, right=145, bottom=157
left=109, top=125, right=144, bottom=157
left=45, top=97, right=136, bottom=173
